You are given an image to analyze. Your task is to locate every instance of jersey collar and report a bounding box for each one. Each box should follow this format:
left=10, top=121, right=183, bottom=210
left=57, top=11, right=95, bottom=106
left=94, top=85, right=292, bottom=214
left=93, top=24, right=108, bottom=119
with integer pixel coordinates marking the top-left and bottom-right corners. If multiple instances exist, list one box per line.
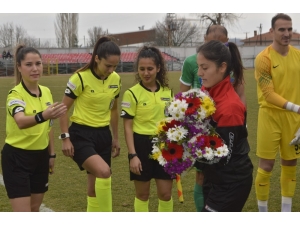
left=91, top=68, right=109, bottom=80
left=139, top=81, right=160, bottom=92
left=21, top=80, right=42, bottom=97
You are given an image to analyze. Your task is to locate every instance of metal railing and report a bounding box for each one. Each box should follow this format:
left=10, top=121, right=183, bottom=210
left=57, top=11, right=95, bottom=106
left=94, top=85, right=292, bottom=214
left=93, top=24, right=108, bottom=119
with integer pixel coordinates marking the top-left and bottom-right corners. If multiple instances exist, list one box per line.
left=0, top=60, right=185, bottom=76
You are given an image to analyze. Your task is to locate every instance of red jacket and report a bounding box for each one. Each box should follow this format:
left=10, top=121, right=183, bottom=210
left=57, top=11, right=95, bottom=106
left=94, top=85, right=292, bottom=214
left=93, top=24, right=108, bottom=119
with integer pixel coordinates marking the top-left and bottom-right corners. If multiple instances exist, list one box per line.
left=200, top=76, right=253, bottom=184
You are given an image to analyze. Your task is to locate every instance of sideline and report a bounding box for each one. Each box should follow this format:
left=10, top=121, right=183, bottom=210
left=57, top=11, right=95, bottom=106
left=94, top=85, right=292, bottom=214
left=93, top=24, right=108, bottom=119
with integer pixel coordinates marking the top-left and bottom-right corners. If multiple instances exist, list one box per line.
left=0, top=174, right=54, bottom=212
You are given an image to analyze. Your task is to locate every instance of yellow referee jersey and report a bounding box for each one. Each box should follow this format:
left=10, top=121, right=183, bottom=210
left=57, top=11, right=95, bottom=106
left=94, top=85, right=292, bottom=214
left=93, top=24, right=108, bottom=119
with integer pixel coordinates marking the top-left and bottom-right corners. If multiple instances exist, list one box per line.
left=65, top=69, right=121, bottom=127
left=5, top=82, right=53, bottom=150
left=121, top=82, right=173, bottom=135
left=255, top=45, right=300, bottom=109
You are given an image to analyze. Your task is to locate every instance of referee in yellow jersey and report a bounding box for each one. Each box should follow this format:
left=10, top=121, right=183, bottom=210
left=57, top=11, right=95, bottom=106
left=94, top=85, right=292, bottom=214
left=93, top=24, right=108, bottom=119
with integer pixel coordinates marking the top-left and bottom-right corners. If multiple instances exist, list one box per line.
left=1, top=45, right=67, bottom=212
left=121, top=46, right=174, bottom=212
left=59, top=37, right=121, bottom=212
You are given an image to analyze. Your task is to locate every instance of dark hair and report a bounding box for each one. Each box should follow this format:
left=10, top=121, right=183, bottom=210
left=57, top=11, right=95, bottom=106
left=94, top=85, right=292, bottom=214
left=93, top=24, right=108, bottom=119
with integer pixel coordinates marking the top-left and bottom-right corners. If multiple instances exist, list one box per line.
left=134, top=46, right=169, bottom=88
left=77, top=36, right=121, bottom=72
left=205, top=24, right=228, bottom=37
left=14, top=44, right=42, bottom=85
left=196, top=40, right=244, bottom=88
left=271, top=13, right=292, bottom=28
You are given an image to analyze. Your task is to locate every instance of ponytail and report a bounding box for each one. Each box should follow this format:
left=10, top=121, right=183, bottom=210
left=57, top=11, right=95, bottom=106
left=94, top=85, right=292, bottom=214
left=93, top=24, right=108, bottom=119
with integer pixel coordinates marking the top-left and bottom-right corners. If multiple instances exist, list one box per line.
left=77, top=36, right=121, bottom=73
left=197, top=40, right=245, bottom=88
left=228, top=42, right=245, bottom=88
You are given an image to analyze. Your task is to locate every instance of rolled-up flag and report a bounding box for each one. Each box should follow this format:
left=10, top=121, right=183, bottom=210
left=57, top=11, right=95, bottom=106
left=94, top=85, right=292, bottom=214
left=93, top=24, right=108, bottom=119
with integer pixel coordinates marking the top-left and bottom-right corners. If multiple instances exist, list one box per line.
left=176, top=174, right=184, bottom=203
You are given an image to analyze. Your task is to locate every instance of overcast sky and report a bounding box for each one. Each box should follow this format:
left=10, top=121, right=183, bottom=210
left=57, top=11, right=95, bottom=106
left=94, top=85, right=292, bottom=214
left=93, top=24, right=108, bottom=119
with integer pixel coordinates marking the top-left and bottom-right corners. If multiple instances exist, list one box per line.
left=1, top=1, right=299, bottom=45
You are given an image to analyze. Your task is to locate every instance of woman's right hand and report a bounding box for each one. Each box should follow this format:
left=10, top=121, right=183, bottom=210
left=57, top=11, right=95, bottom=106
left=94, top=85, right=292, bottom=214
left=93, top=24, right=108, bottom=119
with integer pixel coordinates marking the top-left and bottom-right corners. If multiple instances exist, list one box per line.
left=130, top=157, right=142, bottom=175
left=44, top=102, right=67, bottom=120
left=62, top=138, right=74, bottom=157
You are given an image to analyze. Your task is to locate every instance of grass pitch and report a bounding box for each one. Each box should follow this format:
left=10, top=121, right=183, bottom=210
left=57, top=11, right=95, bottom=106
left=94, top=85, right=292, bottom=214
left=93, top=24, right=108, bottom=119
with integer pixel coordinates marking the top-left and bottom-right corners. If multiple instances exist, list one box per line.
left=0, top=69, right=299, bottom=212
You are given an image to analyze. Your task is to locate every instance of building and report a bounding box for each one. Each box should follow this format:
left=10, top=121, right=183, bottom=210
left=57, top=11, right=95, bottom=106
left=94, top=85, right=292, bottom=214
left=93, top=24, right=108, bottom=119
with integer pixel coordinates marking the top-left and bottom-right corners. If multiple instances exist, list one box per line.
left=109, top=29, right=156, bottom=47
left=241, top=30, right=300, bottom=46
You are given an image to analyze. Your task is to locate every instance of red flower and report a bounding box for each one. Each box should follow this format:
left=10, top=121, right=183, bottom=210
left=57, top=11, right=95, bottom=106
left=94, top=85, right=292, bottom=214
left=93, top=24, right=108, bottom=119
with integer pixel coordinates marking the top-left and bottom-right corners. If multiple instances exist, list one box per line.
left=197, top=135, right=210, bottom=147
left=208, top=135, right=223, bottom=148
left=185, top=97, right=201, bottom=115
left=162, top=143, right=184, bottom=162
left=163, top=119, right=181, bottom=131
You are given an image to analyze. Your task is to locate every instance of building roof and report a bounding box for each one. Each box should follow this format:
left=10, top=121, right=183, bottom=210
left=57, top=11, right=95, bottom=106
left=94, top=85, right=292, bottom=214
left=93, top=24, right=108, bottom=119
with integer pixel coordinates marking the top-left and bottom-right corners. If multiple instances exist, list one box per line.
left=241, top=31, right=300, bottom=45
left=41, top=52, right=179, bottom=64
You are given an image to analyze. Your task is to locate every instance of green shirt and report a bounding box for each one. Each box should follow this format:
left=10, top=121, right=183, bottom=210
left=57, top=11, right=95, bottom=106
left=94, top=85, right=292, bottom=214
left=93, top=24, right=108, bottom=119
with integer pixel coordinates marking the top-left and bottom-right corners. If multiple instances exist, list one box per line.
left=179, top=54, right=202, bottom=89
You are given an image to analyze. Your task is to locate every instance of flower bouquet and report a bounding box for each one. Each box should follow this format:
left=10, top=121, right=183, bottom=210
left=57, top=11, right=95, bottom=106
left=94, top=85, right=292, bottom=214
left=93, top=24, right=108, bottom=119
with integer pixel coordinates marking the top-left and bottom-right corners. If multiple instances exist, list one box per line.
left=186, top=129, right=229, bottom=165
left=150, top=88, right=229, bottom=178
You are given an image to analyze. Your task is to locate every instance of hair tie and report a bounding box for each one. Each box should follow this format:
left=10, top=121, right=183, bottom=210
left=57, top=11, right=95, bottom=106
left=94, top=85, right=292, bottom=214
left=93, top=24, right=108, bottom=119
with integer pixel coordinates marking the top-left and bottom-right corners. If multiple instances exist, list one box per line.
left=224, top=42, right=229, bottom=47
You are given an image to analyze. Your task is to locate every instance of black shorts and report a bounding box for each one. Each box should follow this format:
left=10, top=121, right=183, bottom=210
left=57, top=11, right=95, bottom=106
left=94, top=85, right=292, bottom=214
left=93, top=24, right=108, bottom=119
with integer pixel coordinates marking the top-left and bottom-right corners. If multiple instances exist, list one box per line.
left=1, top=143, right=49, bottom=199
left=69, top=122, right=112, bottom=172
left=202, top=175, right=253, bottom=212
left=130, top=133, right=173, bottom=181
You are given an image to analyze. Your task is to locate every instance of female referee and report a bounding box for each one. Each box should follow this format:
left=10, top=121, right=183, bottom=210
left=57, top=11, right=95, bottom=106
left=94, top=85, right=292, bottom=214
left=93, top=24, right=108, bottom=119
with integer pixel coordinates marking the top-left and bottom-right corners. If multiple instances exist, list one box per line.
left=1, top=45, right=67, bottom=212
left=120, top=46, right=174, bottom=212
left=59, top=36, right=121, bottom=212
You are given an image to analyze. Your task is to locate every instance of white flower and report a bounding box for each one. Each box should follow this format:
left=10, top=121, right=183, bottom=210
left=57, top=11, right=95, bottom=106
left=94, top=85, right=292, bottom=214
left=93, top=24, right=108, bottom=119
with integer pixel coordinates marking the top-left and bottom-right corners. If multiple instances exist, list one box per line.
left=166, top=126, right=188, bottom=142
left=217, top=144, right=229, bottom=157
left=203, top=147, right=214, bottom=160
left=214, top=148, right=223, bottom=158
left=198, top=106, right=208, bottom=120
left=182, top=149, right=192, bottom=160
left=158, top=155, right=167, bottom=166
left=152, top=145, right=161, bottom=153
left=195, top=149, right=203, bottom=159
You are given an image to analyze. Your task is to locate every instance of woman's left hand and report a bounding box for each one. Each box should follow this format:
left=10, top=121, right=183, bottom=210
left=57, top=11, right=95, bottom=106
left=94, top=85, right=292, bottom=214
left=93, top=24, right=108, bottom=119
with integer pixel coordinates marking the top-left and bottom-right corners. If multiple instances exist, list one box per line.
left=112, top=139, right=120, bottom=158
left=49, top=158, right=55, bottom=175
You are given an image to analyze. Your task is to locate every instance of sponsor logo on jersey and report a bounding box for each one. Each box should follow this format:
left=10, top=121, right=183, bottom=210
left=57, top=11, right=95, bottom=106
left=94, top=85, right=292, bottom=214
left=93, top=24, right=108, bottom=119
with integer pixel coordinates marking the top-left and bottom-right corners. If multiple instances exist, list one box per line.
left=120, top=110, right=126, bottom=116
left=65, top=88, right=71, bottom=94
left=14, top=106, right=24, bottom=113
left=109, top=85, right=118, bottom=89
left=91, top=90, right=94, bottom=93
left=67, top=81, right=76, bottom=90
left=161, top=97, right=171, bottom=101
left=46, top=102, right=51, bottom=106
left=8, top=99, right=26, bottom=107
left=121, top=102, right=131, bottom=108
left=143, top=103, right=147, bottom=106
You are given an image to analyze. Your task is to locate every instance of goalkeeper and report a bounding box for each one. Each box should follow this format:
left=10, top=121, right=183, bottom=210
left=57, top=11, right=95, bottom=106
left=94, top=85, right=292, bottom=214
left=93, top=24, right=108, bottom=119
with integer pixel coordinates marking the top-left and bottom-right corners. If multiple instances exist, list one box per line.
left=254, top=13, right=300, bottom=212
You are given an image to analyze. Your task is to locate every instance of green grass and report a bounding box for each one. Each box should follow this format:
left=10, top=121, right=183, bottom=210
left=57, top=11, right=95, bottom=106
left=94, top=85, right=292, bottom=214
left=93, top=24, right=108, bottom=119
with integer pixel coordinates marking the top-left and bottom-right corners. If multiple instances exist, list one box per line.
left=0, top=69, right=299, bottom=212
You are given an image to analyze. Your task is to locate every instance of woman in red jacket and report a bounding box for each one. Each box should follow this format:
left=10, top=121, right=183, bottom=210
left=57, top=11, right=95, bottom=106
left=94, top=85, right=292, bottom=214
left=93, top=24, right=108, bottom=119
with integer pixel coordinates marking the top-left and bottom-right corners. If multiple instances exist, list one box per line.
left=196, top=40, right=253, bottom=212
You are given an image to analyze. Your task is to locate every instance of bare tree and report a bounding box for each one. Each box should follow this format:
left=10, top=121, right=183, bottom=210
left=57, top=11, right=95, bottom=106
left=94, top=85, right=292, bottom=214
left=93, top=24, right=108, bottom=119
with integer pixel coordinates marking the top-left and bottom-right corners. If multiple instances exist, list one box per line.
left=21, top=36, right=40, bottom=48
left=153, top=14, right=201, bottom=47
left=54, top=13, right=79, bottom=48
left=87, top=26, right=106, bottom=46
left=0, top=22, right=14, bottom=47
left=15, top=25, right=28, bottom=45
left=194, top=13, right=243, bottom=29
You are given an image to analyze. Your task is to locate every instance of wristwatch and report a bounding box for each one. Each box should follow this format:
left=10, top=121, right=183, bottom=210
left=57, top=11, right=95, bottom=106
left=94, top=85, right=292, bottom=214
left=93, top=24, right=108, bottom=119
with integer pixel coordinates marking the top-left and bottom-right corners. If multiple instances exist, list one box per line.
left=49, top=153, right=56, bottom=158
left=58, top=133, right=70, bottom=140
left=128, top=153, right=138, bottom=160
